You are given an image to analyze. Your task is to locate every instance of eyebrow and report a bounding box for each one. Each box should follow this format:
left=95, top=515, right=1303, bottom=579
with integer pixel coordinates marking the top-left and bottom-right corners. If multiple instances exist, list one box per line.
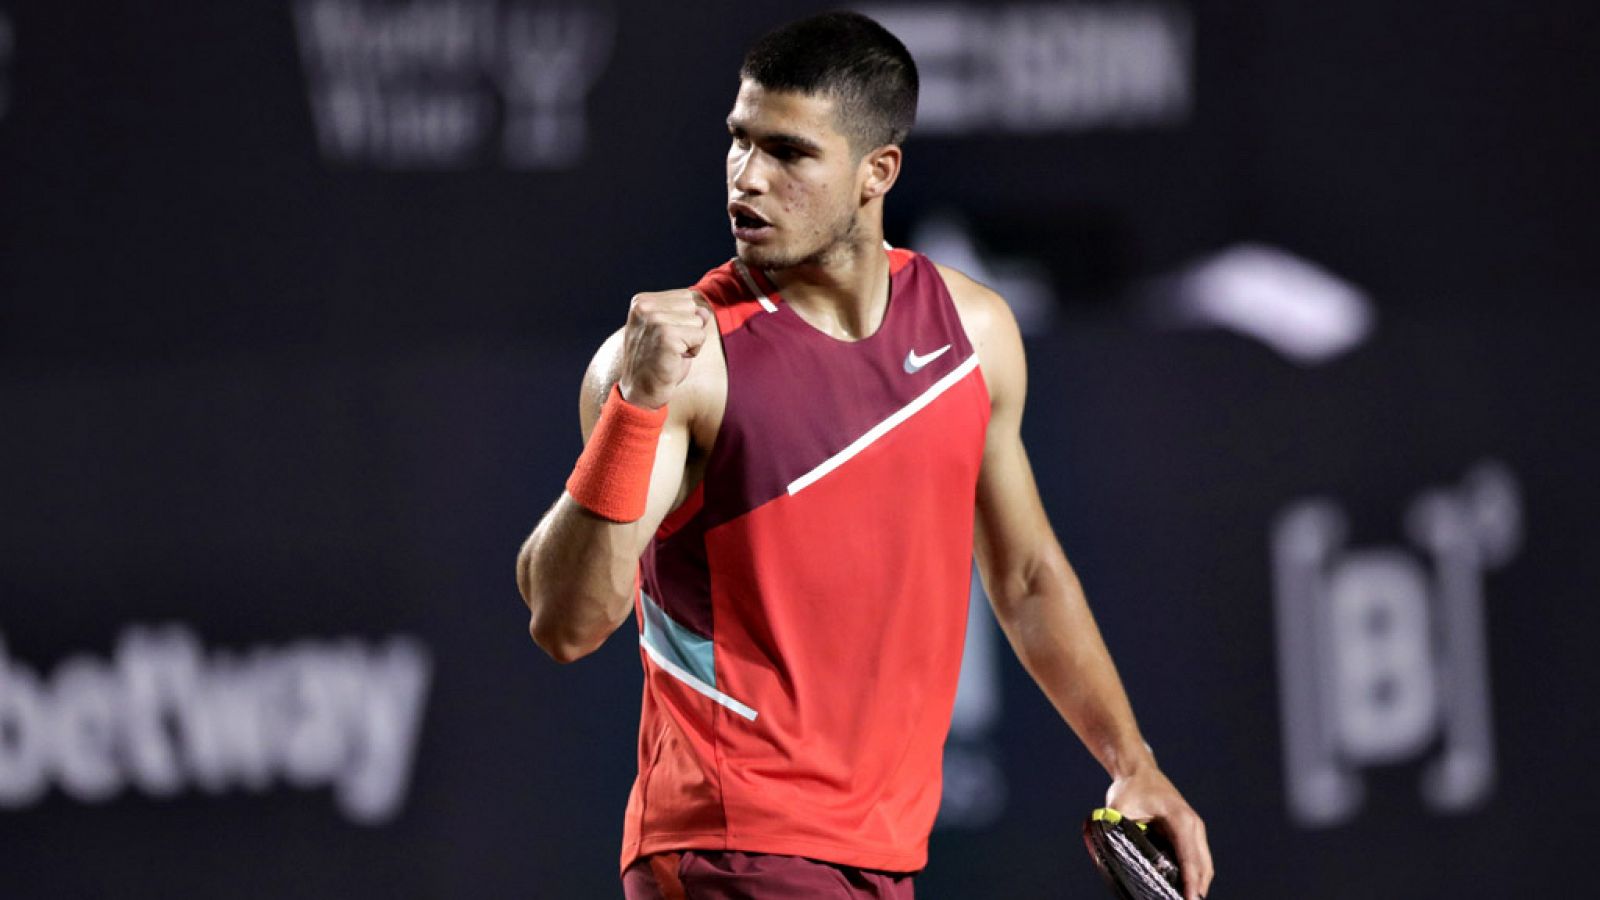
left=726, top=118, right=824, bottom=155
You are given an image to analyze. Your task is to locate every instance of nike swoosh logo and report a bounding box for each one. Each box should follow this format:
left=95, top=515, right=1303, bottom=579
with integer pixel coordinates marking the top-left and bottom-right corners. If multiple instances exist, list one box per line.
left=903, top=344, right=952, bottom=374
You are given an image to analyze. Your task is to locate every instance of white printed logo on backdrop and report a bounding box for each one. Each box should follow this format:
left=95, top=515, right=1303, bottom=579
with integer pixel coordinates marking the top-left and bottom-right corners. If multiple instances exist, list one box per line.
left=293, top=1, right=615, bottom=169
left=0, top=624, right=432, bottom=824
left=1147, top=244, right=1376, bottom=366
left=1272, top=461, right=1520, bottom=826
left=865, top=2, right=1192, bottom=134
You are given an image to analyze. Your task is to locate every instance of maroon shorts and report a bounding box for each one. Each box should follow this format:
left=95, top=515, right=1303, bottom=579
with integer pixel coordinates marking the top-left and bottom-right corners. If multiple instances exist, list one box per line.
left=622, top=850, right=916, bottom=899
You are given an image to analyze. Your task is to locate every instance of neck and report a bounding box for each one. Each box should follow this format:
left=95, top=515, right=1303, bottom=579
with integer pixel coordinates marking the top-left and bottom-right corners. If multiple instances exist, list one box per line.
left=767, top=229, right=890, bottom=342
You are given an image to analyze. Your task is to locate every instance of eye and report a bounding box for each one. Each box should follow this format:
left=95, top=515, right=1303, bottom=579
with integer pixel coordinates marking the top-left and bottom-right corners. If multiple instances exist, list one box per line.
left=768, top=145, right=801, bottom=162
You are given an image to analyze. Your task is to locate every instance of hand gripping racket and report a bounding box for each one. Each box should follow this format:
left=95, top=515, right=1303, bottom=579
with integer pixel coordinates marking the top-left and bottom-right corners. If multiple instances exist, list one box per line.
left=1082, top=807, right=1185, bottom=900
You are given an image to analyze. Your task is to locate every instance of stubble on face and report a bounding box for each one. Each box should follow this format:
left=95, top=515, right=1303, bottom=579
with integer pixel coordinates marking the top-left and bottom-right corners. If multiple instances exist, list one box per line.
left=740, top=196, right=859, bottom=272
left=726, top=82, right=864, bottom=272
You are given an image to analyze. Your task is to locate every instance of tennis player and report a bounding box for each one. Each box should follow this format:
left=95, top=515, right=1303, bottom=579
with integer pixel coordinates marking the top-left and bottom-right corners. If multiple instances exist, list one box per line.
left=517, top=11, right=1214, bottom=899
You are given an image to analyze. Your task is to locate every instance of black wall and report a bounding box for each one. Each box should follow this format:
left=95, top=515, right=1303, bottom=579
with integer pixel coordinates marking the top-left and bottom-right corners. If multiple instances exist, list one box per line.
left=2, top=2, right=1597, bottom=897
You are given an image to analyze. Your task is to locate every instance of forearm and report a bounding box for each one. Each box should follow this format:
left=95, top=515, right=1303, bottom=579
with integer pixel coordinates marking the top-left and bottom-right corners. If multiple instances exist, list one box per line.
left=518, top=494, right=645, bottom=662
left=990, top=554, right=1154, bottom=779
left=521, top=313, right=697, bottom=662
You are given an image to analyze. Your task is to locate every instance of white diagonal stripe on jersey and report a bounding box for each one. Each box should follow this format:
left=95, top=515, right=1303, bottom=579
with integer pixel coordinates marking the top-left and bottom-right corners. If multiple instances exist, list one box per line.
left=787, top=353, right=981, bottom=496
left=639, top=634, right=760, bottom=721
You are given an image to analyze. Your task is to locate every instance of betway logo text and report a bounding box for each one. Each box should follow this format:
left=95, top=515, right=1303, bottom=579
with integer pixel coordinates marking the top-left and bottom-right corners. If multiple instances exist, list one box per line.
left=0, top=625, right=431, bottom=824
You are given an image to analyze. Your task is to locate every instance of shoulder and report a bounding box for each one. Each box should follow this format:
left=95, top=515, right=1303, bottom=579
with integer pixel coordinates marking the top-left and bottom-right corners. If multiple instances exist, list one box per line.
left=931, top=262, right=1020, bottom=359
left=930, top=261, right=1025, bottom=406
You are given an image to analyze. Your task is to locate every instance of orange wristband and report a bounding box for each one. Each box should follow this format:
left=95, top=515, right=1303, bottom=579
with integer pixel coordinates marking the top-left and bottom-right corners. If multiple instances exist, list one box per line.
left=565, top=385, right=668, bottom=522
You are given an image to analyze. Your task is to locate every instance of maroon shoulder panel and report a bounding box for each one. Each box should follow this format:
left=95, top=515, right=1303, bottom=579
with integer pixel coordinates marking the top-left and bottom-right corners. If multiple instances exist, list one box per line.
left=702, top=252, right=977, bottom=528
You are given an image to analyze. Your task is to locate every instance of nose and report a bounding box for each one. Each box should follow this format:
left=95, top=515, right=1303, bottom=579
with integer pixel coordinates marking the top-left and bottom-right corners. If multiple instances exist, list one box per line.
left=728, top=143, right=766, bottom=195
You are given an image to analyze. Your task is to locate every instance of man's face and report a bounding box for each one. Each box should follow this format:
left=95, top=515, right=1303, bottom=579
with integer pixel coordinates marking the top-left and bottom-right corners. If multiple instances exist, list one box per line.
left=725, top=79, right=863, bottom=270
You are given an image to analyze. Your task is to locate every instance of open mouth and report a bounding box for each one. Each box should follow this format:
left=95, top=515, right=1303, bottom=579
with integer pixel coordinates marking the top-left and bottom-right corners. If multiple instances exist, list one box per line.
left=730, top=204, right=774, bottom=240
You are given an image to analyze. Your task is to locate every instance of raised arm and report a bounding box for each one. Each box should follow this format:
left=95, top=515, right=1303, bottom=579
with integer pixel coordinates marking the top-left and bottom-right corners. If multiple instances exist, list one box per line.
left=516, top=291, right=714, bottom=663
left=943, top=265, right=1215, bottom=900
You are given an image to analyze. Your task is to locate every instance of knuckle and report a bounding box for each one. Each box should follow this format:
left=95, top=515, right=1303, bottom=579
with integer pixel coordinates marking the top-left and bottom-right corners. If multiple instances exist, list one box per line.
left=634, top=291, right=670, bottom=311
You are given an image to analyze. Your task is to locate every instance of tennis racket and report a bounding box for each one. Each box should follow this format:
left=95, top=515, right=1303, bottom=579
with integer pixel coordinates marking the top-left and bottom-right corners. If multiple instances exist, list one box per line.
left=1082, top=807, right=1185, bottom=900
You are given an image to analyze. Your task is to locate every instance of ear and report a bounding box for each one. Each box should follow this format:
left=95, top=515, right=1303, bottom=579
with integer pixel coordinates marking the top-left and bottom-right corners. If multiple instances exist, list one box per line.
left=859, top=144, right=902, bottom=202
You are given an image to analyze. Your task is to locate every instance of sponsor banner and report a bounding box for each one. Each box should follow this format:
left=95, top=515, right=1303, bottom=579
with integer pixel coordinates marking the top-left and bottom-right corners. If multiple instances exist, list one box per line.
left=292, top=0, right=616, bottom=169
left=866, top=2, right=1193, bottom=134
left=1273, top=462, right=1518, bottom=826
left=0, top=625, right=432, bottom=824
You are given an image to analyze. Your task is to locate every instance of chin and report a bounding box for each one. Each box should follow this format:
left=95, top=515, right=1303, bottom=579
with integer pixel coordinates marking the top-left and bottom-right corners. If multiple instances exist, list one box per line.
left=736, top=243, right=799, bottom=271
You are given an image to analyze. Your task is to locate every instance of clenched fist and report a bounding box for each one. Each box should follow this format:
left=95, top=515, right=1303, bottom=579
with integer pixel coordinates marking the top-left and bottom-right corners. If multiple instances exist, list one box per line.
left=618, top=290, right=713, bottom=410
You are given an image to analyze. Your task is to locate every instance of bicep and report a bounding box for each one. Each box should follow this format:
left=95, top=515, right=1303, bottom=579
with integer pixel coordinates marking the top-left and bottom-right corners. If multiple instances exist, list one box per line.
left=974, top=407, right=1062, bottom=614
left=968, top=292, right=1062, bottom=613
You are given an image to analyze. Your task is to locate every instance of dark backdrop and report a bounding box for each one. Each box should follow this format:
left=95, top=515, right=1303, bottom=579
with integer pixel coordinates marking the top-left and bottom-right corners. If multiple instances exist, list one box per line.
left=2, top=2, right=1597, bottom=897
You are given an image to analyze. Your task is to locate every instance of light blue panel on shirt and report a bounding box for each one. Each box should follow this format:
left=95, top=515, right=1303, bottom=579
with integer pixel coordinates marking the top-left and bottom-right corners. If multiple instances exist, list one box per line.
left=640, top=590, right=717, bottom=688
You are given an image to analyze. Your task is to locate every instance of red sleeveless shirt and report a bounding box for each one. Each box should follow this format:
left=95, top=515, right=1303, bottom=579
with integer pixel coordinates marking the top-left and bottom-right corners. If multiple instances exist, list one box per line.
left=620, top=248, right=991, bottom=874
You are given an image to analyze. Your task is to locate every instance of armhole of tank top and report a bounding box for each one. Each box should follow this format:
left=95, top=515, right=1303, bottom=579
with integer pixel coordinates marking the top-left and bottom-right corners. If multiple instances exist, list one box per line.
left=656, top=482, right=705, bottom=542
left=647, top=325, right=728, bottom=544
left=958, top=280, right=997, bottom=416
left=924, top=256, right=994, bottom=414
left=691, top=264, right=754, bottom=515
left=687, top=319, right=731, bottom=524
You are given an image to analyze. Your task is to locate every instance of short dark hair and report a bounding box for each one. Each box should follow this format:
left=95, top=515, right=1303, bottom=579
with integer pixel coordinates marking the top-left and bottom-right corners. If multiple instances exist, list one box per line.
left=739, top=10, right=919, bottom=152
